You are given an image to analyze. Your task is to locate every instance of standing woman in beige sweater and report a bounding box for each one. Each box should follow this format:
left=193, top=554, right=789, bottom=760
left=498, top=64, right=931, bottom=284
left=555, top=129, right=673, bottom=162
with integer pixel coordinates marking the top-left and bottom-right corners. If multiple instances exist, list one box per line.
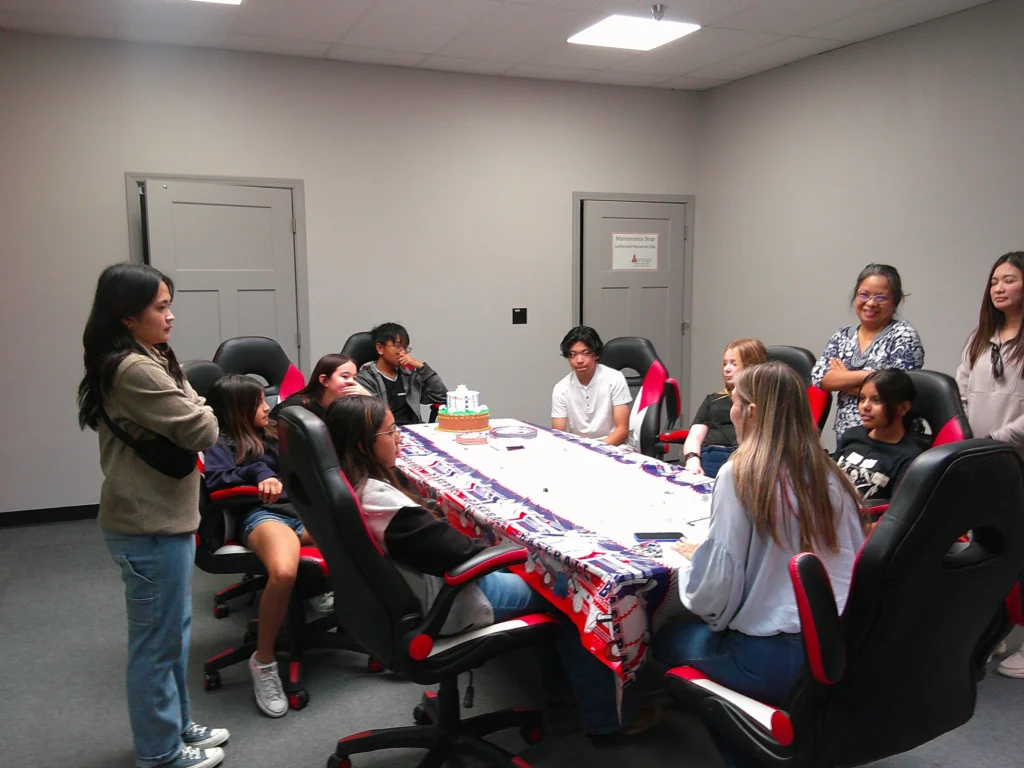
left=78, top=264, right=227, bottom=768
left=955, top=251, right=1024, bottom=679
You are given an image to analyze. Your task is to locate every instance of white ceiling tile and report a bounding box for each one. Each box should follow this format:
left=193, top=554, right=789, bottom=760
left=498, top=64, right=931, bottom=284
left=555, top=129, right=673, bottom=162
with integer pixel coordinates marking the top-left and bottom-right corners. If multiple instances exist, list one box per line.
left=528, top=38, right=639, bottom=69
left=437, top=2, right=602, bottom=63
left=232, top=0, right=376, bottom=44
left=113, top=0, right=238, bottom=33
left=0, top=0, right=117, bottom=19
left=610, top=26, right=784, bottom=75
left=342, top=0, right=501, bottom=54
left=505, top=62, right=596, bottom=81
left=807, top=0, right=993, bottom=43
left=583, top=69, right=667, bottom=86
left=223, top=33, right=331, bottom=58
left=0, top=10, right=115, bottom=37
left=115, top=22, right=228, bottom=48
left=509, top=0, right=758, bottom=26
left=712, top=0, right=893, bottom=36
left=326, top=43, right=427, bottom=67
left=688, top=34, right=847, bottom=80
left=418, top=55, right=514, bottom=75
left=655, top=75, right=729, bottom=90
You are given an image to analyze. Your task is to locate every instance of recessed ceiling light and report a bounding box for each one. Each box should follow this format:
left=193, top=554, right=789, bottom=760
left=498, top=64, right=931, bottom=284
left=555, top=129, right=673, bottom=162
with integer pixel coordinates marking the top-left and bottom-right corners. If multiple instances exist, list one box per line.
left=186, top=0, right=243, bottom=5
left=568, top=14, right=700, bottom=52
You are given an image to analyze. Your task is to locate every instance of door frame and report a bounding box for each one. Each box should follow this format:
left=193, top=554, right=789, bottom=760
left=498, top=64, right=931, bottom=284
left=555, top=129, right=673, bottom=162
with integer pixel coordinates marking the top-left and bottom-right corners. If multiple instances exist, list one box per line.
left=572, top=191, right=696, bottom=422
left=124, top=172, right=311, bottom=372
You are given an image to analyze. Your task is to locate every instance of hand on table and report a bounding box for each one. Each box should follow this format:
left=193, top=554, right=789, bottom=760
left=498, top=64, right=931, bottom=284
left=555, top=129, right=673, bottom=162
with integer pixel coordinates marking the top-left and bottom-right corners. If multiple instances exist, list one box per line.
left=671, top=539, right=698, bottom=560
left=684, top=457, right=703, bottom=475
left=258, top=477, right=283, bottom=504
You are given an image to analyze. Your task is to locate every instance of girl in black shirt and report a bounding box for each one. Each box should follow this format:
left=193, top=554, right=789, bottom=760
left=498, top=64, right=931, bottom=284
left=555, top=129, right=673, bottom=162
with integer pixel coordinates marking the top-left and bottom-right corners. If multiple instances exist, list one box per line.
left=833, top=369, right=922, bottom=505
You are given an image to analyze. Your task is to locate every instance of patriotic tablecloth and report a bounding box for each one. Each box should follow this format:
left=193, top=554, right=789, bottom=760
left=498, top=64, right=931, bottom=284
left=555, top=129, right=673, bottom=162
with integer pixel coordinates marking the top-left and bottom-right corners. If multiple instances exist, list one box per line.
left=395, top=418, right=715, bottom=700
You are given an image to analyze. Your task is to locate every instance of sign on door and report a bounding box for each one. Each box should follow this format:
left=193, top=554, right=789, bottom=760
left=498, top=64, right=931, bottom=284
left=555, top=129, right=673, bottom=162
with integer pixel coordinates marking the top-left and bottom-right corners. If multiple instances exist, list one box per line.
left=611, top=233, right=658, bottom=270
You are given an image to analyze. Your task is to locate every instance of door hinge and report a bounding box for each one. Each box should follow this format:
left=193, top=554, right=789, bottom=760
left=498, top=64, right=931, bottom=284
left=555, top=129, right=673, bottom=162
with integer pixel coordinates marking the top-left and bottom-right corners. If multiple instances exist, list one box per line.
left=295, top=331, right=301, bottom=349
left=681, top=322, right=690, bottom=336
left=684, top=225, right=689, bottom=241
left=291, top=217, right=297, bottom=234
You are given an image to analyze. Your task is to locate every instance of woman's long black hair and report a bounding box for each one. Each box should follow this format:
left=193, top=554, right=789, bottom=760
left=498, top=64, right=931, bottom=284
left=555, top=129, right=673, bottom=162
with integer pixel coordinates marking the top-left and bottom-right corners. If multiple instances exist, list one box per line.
left=77, top=263, right=184, bottom=430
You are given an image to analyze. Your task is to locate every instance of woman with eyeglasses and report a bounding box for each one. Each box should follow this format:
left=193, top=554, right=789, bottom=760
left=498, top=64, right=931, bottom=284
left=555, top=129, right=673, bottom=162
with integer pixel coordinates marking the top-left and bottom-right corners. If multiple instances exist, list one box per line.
left=811, top=264, right=925, bottom=443
left=955, top=251, right=1024, bottom=678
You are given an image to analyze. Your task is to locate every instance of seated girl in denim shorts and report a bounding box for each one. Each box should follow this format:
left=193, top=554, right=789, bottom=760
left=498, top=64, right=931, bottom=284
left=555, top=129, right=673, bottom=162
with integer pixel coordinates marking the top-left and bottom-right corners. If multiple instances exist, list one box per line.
left=204, top=374, right=313, bottom=719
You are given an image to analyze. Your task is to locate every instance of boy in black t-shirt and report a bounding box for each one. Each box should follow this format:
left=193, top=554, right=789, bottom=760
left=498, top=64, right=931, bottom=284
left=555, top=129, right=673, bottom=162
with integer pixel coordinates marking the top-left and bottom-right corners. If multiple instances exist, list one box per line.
left=355, top=323, right=448, bottom=425
left=833, top=369, right=922, bottom=504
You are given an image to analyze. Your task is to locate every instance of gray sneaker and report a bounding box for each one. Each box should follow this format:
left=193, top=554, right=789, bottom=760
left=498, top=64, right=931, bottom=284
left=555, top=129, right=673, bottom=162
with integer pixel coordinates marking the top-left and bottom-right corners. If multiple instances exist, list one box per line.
left=182, top=722, right=230, bottom=749
left=249, top=653, right=288, bottom=718
left=161, top=746, right=224, bottom=768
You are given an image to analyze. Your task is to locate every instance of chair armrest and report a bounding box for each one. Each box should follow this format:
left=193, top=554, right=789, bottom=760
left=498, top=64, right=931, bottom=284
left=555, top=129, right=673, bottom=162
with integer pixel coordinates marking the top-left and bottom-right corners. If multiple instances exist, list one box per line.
left=428, top=403, right=441, bottom=424
left=664, top=378, right=681, bottom=425
left=445, top=543, right=528, bottom=586
left=660, top=429, right=690, bottom=444
left=788, top=553, right=844, bottom=684
left=403, top=544, right=529, bottom=660
left=861, top=503, right=888, bottom=519
left=208, top=487, right=261, bottom=503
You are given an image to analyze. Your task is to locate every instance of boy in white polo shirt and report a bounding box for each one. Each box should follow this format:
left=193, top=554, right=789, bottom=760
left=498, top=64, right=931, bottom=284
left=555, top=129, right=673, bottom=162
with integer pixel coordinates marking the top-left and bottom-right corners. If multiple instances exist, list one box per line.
left=551, top=326, right=632, bottom=445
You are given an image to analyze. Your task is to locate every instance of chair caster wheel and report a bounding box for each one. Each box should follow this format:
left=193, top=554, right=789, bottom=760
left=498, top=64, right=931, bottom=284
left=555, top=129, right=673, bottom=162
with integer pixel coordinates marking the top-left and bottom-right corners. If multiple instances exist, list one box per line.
left=213, top=603, right=229, bottom=619
left=367, top=657, right=384, bottom=673
left=412, top=704, right=433, bottom=725
left=520, top=725, right=544, bottom=744
left=288, top=689, right=310, bottom=710
left=203, top=672, right=221, bottom=691
left=327, top=755, right=351, bottom=768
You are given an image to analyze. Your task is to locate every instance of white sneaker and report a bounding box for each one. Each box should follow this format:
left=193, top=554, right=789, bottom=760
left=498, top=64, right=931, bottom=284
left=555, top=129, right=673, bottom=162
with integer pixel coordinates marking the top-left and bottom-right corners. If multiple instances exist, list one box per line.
left=162, top=746, right=224, bottom=768
left=997, top=645, right=1024, bottom=679
left=249, top=653, right=288, bottom=717
left=316, top=591, right=334, bottom=613
left=994, top=640, right=1008, bottom=656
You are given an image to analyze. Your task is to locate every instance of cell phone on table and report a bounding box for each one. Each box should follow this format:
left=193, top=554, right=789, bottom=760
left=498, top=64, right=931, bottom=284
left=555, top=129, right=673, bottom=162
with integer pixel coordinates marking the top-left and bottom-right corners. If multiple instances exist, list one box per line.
left=634, top=531, right=684, bottom=542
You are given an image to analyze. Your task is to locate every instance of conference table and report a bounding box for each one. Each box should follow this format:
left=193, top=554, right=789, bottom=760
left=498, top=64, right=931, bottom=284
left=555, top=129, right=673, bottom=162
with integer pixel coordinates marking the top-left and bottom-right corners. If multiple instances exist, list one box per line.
left=395, top=418, right=715, bottom=705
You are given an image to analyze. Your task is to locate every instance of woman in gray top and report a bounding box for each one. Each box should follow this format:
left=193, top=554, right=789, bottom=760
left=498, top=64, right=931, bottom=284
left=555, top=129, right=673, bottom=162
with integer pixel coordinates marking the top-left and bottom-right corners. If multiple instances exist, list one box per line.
left=653, top=362, right=864, bottom=765
left=956, top=251, right=1024, bottom=679
left=78, top=264, right=226, bottom=768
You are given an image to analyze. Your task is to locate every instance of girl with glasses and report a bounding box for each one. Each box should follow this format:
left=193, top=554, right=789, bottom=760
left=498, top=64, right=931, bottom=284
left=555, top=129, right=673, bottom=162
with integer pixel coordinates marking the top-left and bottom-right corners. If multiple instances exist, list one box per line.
left=811, top=264, right=925, bottom=443
left=955, top=251, right=1024, bottom=678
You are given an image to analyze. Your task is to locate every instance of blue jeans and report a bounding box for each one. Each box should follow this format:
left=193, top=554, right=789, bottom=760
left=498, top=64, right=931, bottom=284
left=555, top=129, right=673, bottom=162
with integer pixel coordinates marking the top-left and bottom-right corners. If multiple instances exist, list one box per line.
left=653, top=619, right=805, bottom=768
left=104, top=532, right=196, bottom=768
left=700, top=445, right=737, bottom=479
left=475, top=571, right=636, bottom=735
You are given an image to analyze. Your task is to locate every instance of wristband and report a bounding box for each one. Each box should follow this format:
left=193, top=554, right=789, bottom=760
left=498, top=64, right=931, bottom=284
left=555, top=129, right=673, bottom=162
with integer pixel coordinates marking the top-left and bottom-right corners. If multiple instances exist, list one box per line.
left=683, top=452, right=700, bottom=463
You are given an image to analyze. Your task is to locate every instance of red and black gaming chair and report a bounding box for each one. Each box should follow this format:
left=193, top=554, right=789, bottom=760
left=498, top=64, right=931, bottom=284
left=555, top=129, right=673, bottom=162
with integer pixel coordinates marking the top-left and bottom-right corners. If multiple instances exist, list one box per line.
left=341, top=330, right=441, bottom=423
left=180, top=360, right=225, bottom=400
left=600, top=336, right=681, bottom=458
left=766, top=345, right=832, bottom=432
left=665, top=438, right=1024, bottom=767
left=276, top=405, right=562, bottom=768
left=213, top=336, right=304, bottom=408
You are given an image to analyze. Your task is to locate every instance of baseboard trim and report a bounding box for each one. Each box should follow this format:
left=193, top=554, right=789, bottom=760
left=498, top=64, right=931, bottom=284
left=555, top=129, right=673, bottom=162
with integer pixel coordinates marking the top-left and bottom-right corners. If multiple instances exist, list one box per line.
left=0, top=504, right=99, bottom=528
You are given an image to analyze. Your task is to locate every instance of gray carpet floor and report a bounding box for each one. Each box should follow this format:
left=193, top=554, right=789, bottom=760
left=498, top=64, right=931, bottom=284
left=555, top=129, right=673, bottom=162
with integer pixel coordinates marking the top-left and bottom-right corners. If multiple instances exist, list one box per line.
left=3, top=520, right=1024, bottom=768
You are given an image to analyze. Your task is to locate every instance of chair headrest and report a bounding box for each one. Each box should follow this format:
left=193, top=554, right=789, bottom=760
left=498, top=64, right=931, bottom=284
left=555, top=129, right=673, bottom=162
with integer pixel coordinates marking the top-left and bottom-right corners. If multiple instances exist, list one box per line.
left=341, top=332, right=378, bottom=368
left=213, top=336, right=292, bottom=389
left=906, top=370, right=972, bottom=445
left=181, top=360, right=224, bottom=399
left=765, top=345, right=815, bottom=385
left=601, top=336, right=660, bottom=375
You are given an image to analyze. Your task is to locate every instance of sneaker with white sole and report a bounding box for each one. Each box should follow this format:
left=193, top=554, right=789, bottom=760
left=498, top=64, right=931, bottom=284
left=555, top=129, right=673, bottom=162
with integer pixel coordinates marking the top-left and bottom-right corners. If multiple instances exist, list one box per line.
left=182, top=722, right=230, bottom=749
left=315, top=591, right=334, bottom=613
left=250, top=653, right=288, bottom=717
left=997, top=646, right=1024, bottom=678
left=161, top=746, right=224, bottom=768
left=994, top=640, right=1008, bottom=656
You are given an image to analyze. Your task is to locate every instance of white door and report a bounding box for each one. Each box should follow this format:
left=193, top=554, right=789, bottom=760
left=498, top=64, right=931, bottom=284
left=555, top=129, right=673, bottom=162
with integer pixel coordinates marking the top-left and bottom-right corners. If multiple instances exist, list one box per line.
left=143, top=180, right=299, bottom=363
left=581, top=199, right=689, bottom=399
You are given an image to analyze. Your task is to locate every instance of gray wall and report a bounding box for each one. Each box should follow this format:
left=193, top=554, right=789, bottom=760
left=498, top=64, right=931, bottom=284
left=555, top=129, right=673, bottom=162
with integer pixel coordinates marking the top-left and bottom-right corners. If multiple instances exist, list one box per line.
left=0, top=32, right=699, bottom=514
left=689, top=0, right=1024, bottom=445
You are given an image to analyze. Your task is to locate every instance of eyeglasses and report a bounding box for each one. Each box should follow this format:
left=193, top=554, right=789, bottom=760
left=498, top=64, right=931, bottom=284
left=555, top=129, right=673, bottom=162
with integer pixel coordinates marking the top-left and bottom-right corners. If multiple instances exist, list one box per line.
left=374, top=425, right=403, bottom=440
left=385, top=342, right=410, bottom=353
left=855, top=292, right=892, bottom=305
left=991, top=342, right=1005, bottom=380
left=568, top=350, right=595, bottom=360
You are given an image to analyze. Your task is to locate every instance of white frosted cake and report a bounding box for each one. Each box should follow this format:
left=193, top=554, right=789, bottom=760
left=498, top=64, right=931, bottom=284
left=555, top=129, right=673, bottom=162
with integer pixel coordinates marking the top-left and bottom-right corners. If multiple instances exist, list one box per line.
left=437, top=384, right=490, bottom=432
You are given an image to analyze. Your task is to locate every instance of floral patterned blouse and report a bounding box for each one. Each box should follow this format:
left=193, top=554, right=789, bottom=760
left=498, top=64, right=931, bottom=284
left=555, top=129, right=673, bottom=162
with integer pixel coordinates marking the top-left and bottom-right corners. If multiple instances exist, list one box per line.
left=811, top=320, right=925, bottom=442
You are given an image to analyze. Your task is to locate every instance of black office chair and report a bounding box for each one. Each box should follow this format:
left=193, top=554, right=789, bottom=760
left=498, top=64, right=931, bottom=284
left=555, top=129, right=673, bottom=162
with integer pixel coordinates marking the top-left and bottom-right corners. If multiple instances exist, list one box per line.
left=213, top=336, right=304, bottom=407
left=765, top=345, right=832, bottom=432
left=341, top=330, right=441, bottom=424
left=180, top=360, right=224, bottom=399
left=905, top=369, right=973, bottom=449
left=665, top=438, right=1024, bottom=767
left=276, top=406, right=561, bottom=768
left=600, top=336, right=681, bottom=458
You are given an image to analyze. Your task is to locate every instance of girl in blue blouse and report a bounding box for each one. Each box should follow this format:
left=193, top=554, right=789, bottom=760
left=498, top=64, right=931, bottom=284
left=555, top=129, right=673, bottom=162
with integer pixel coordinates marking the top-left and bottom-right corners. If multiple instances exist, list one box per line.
left=653, top=362, right=864, bottom=767
left=811, top=264, right=925, bottom=443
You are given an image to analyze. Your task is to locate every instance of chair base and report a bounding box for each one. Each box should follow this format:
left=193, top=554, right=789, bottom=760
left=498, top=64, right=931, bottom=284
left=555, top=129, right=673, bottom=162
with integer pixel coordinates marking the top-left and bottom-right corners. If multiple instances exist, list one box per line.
left=330, top=678, right=543, bottom=768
